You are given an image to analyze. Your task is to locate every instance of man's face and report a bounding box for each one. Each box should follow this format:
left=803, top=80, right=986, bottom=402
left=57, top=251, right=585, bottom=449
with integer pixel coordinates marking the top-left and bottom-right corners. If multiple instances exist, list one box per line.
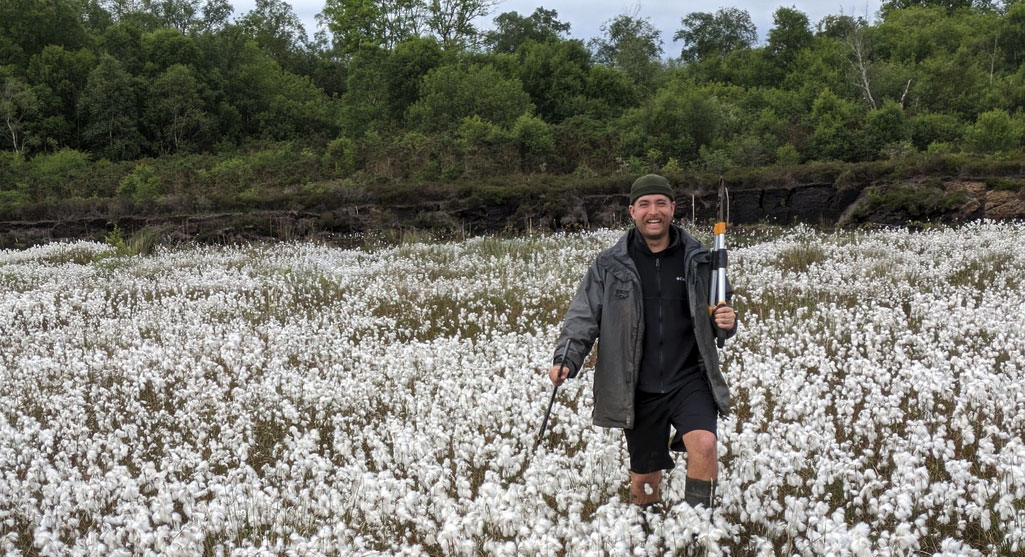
left=629, top=194, right=675, bottom=240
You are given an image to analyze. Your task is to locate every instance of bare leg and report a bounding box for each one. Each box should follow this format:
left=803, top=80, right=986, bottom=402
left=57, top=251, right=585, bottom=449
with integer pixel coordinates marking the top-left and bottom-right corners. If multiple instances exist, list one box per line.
left=681, top=430, right=718, bottom=480
left=630, top=470, right=662, bottom=505
left=682, top=430, right=718, bottom=509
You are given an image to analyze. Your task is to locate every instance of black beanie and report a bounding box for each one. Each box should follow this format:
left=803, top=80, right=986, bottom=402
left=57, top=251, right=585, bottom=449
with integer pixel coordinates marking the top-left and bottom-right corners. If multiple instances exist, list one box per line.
left=630, top=174, right=674, bottom=204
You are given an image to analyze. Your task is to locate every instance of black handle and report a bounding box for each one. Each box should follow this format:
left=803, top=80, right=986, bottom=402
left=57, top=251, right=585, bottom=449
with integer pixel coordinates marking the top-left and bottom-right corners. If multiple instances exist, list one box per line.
left=534, top=341, right=571, bottom=451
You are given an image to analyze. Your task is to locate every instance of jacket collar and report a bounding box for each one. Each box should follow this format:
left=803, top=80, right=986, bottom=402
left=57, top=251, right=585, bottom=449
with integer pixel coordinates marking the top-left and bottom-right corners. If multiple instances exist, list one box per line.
left=605, top=224, right=702, bottom=282
left=629, top=225, right=681, bottom=257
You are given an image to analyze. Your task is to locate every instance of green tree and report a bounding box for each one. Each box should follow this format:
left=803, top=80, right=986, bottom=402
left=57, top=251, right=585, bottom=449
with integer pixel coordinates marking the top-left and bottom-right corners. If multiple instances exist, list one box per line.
left=712, top=47, right=777, bottom=88
left=589, top=12, right=663, bottom=87
left=881, top=0, right=992, bottom=17
left=339, top=46, right=390, bottom=137
left=552, top=114, right=618, bottom=173
left=383, top=37, right=444, bottom=123
left=455, top=114, right=516, bottom=177
left=512, top=112, right=554, bottom=171
left=110, top=0, right=231, bottom=34
left=0, top=77, right=41, bottom=154
left=0, top=0, right=90, bottom=67
left=786, top=34, right=856, bottom=106
left=1002, top=1, right=1025, bottom=69
left=238, top=0, right=314, bottom=74
left=912, top=46, right=989, bottom=119
left=149, top=0, right=203, bottom=33
left=146, top=64, right=212, bottom=153
left=618, top=78, right=723, bottom=162
left=257, top=71, right=338, bottom=141
left=427, top=0, right=497, bottom=48
left=767, top=7, right=813, bottom=73
left=862, top=99, right=909, bottom=154
left=321, top=0, right=390, bottom=55
left=675, top=8, right=757, bottom=62
left=582, top=64, right=638, bottom=119
left=816, top=14, right=863, bottom=39
left=199, top=0, right=234, bottom=33
left=909, top=112, right=964, bottom=150
left=517, top=39, right=591, bottom=123
left=407, top=63, right=532, bottom=132
left=78, top=54, right=144, bottom=160
left=485, top=7, right=570, bottom=54
left=101, top=21, right=146, bottom=74
left=964, top=109, right=1024, bottom=153
left=141, top=28, right=202, bottom=75
left=808, top=88, right=865, bottom=161
left=26, top=46, right=97, bottom=150
left=25, top=148, right=91, bottom=199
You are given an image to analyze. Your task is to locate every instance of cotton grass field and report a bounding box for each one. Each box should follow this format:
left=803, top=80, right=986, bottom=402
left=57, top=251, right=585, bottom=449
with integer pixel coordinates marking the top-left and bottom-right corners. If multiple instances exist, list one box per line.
left=1, top=222, right=1024, bottom=556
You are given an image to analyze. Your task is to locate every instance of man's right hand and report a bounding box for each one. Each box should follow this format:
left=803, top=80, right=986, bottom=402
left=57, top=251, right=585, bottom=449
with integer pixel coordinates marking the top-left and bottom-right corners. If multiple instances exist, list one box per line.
left=548, top=364, right=570, bottom=387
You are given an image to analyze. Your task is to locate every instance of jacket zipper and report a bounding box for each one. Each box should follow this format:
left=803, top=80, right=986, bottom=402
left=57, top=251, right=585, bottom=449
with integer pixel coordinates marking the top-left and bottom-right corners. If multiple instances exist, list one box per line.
left=656, top=257, right=665, bottom=393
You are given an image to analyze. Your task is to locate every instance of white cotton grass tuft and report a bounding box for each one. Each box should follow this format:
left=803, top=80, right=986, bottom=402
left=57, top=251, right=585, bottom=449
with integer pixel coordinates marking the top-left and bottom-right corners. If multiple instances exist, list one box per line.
left=0, top=223, right=1023, bottom=554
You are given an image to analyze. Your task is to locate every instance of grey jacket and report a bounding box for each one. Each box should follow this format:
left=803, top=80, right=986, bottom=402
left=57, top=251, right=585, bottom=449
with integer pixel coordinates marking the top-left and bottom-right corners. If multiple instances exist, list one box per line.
left=553, top=226, right=736, bottom=429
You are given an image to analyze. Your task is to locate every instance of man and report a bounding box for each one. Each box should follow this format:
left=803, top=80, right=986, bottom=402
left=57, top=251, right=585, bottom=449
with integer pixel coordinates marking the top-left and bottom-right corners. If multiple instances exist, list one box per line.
left=548, top=174, right=736, bottom=513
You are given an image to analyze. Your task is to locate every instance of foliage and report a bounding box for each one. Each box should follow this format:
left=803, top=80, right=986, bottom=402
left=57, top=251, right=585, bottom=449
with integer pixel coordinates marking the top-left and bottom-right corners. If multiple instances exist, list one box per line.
left=766, top=7, right=813, bottom=72
left=407, top=64, right=531, bottom=132
left=588, top=12, right=663, bottom=88
left=985, top=177, right=1025, bottom=191
left=118, top=162, right=162, bottom=201
left=0, top=76, right=40, bottom=154
left=512, top=113, right=554, bottom=172
left=485, top=8, right=570, bottom=54
left=855, top=182, right=971, bottom=220
left=25, top=148, right=91, bottom=200
left=0, top=0, right=1023, bottom=201
left=964, top=109, right=1025, bottom=154
left=675, top=8, right=757, bottom=62
left=79, top=54, right=144, bottom=161
left=776, top=144, right=801, bottom=167
left=618, top=78, right=722, bottom=163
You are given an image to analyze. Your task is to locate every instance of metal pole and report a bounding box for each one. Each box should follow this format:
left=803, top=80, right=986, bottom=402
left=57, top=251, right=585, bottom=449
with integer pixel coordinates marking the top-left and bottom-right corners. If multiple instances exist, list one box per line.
left=709, top=177, right=729, bottom=348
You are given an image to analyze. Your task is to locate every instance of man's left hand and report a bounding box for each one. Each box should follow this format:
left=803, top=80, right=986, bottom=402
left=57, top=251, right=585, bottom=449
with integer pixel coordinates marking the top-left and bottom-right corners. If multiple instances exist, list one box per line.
left=713, top=306, right=736, bottom=330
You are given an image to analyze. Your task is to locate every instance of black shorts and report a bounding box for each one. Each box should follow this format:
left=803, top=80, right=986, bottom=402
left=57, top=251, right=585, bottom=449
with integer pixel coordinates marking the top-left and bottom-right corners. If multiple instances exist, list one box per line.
left=624, top=379, right=718, bottom=475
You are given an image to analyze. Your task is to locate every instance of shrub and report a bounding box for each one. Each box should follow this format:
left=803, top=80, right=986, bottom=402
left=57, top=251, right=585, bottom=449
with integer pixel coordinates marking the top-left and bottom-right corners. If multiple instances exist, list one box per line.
left=910, top=113, right=964, bottom=151
left=27, top=149, right=91, bottom=200
left=323, top=136, right=357, bottom=177
left=203, top=156, right=252, bottom=193
left=855, top=183, right=971, bottom=220
left=882, top=140, right=917, bottom=161
left=662, top=158, right=683, bottom=174
left=512, top=114, right=555, bottom=172
left=964, top=110, right=1025, bottom=154
left=118, top=163, right=162, bottom=201
left=697, top=145, right=732, bottom=173
left=985, top=178, right=1025, bottom=191
left=775, top=144, right=800, bottom=167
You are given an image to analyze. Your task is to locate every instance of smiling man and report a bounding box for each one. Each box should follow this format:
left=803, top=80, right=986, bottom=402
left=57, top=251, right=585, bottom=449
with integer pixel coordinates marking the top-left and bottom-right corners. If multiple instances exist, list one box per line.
left=548, top=173, right=736, bottom=520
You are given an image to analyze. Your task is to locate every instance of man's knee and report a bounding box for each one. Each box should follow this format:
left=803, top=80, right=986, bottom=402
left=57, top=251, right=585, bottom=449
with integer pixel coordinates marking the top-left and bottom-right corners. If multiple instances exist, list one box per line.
left=684, top=430, right=717, bottom=462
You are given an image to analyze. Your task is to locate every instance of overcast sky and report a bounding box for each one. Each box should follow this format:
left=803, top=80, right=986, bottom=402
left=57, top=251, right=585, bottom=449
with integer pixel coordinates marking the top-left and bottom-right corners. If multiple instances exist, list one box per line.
left=229, top=0, right=885, bottom=56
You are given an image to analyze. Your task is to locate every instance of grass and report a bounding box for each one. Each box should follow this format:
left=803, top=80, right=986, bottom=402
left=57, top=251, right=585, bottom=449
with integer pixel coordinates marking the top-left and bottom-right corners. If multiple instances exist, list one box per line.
left=947, top=252, right=1016, bottom=291
left=853, top=183, right=973, bottom=221
left=776, top=243, right=827, bottom=274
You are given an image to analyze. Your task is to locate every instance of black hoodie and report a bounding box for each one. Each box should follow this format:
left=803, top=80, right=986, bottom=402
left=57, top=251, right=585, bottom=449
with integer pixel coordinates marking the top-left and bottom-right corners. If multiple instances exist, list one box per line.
left=628, top=226, right=703, bottom=394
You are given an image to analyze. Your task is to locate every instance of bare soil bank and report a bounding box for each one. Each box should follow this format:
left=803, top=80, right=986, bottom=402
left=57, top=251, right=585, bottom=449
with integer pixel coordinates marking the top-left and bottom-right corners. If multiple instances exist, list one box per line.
left=1, top=177, right=1023, bottom=248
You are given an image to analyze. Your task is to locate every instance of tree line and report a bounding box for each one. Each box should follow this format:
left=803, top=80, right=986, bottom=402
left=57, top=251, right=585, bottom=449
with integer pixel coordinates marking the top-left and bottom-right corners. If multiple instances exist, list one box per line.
left=1, top=0, right=1025, bottom=206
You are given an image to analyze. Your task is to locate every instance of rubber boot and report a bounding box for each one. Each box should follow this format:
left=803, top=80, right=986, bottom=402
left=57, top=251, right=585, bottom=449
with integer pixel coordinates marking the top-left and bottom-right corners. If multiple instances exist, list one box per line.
left=684, top=477, right=715, bottom=512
